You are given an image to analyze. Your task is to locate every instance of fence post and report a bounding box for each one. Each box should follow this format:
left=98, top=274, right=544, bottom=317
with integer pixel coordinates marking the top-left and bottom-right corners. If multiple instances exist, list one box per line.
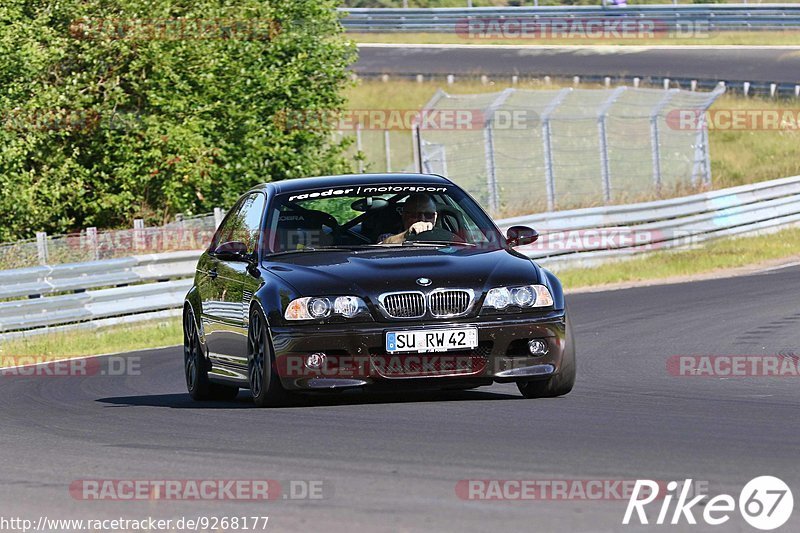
left=356, top=123, right=364, bottom=173
left=384, top=129, right=392, bottom=172
left=540, top=88, right=572, bottom=211
left=35, top=232, right=49, bottom=265
left=649, top=89, right=678, bottom=194
left=482, top=88, right=515, bottom=214
left=414, top=89, right=447, bottom=175
left=213, top=207, right=224, bottom=228
left=133, top=219, right=144, bottom=252
left=691, top=82, right=726, bottom=186
left=702, top=127, right=712, bottom=187
left=412, top=124, right=422, bottom=173
left=597, top=87, right=627, bottom=205
left=691, top=113, right=708, bottom=187
left=483, top=127, right=498, bottom=213
left=86, top=227, right=99, bottom=261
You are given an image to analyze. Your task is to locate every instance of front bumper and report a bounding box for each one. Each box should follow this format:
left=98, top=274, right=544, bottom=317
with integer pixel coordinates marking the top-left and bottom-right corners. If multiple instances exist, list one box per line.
left=269, top=310, right=568, bottom=391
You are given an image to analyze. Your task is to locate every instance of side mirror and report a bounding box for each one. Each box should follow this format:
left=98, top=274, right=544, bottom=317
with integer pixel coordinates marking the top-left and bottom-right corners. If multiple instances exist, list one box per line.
left=212, top=241, right=252, bottom=262
left=506, top=226, right=538, bottom=247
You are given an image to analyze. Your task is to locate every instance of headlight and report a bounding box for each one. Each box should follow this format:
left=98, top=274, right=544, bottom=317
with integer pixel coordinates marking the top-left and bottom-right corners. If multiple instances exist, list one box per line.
left=333, top=295, right=360, bottom=318
left=483, top=284, right=553, bottom=310
left=484, top=287, right=511, bottom=309
left=308, top=297, right=332, bottom=318
left=285, top=296, right=368, bottom=321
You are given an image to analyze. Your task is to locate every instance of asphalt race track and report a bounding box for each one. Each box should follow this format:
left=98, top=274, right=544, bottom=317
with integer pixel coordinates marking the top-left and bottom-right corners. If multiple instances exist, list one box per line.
left=355, top=44, right=800, bottom=85
left=1, top=267, right=799, bottom=532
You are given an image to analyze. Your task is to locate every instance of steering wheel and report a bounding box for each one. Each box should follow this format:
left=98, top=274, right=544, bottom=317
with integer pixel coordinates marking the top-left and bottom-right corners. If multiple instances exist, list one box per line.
left=405, top=227, right=465, bottom=243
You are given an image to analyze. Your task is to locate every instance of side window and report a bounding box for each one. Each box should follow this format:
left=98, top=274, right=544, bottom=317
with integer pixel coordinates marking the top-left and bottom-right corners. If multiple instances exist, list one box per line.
left=210, top=201, right=245, bottom=252
left=209, top=193, right=266, bottom=254
left=239, top=193, right=266, bottom=254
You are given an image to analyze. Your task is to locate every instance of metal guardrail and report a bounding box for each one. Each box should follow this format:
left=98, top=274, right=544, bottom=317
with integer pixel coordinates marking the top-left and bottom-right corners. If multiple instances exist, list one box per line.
left=340, top=5, right=800, bottom=32
left=0, top=251, right=201, bottom=338
left=0, top=279, right=193, bottom=333
left=0, top=250, right=199, bottom=300
left=3, top=174, right=800, bottom=337
left=499, top=173, right=800, bottom=269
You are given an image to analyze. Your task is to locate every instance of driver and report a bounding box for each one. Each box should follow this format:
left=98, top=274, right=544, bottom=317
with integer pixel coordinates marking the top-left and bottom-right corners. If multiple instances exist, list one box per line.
left=379, top=193, right=438, bottom=244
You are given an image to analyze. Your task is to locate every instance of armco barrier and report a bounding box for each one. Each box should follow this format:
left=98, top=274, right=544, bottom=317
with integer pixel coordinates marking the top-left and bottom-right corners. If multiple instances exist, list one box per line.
left=0, top=251, right=201, bottom=338
left=0, top=279, right=193, bottom=332
left=2, top=174, right=800, bottom=337
left=340, top=5, right=800, bottom=33
left=0, top=250, right=199, bottom=300
left=501, top=174, right=800, bottom=268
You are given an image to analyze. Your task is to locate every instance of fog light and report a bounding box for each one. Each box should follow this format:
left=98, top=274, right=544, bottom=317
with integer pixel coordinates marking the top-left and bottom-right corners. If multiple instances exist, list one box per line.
left=528, top=339, right=548, bottom=356
left=305, top=353, right=327, bottom=369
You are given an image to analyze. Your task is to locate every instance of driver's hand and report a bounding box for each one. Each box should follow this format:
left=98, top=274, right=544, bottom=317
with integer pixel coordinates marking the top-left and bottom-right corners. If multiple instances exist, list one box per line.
left=406, top=221, right=433, bottom=237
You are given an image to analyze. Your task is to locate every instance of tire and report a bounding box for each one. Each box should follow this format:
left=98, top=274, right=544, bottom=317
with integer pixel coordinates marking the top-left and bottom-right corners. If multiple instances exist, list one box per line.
left=517, top=314, right=576, bottom=399
left=248, top=307, right=291, bottom=408
left=184, top=307, right=240, bottom=402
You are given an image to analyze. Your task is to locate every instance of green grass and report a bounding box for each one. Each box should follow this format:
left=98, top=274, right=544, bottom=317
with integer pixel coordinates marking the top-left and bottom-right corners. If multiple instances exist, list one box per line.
left=0, top=316, right=182, bottom=365
left=353, top=31, right=800, bottom=47
left=557, top=226, right=800, bottom=289
left=708, top=102, right=800, bottom=190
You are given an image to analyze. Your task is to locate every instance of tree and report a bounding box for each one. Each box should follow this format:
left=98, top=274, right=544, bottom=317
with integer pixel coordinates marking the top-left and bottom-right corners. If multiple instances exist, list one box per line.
left=0, top=0, right=356, bottom=240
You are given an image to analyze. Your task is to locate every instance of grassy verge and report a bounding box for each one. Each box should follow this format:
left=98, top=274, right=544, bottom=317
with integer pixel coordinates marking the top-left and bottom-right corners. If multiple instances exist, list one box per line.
left=557, top=226, right=800, bottom=289
left=353, top=31, right=800, bottom=47
left=0, top=316, right=181, bottom=365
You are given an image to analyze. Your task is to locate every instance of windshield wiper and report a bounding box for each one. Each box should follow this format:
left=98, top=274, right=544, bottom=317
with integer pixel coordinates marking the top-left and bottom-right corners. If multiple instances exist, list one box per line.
left=266, top=245, right=386, bottom=257
left=401, top=241, right=476, bottom=247
left=266, top=246, right=351, bottom=257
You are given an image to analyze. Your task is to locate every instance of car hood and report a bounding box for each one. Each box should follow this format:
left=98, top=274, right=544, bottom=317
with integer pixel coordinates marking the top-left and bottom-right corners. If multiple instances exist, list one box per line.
left=262, top=246, right=541, bottom=296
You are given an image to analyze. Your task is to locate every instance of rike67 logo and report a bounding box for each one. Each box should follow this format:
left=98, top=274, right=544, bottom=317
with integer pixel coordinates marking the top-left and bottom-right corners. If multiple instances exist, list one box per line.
left=623, top=477, right=793, bottom=530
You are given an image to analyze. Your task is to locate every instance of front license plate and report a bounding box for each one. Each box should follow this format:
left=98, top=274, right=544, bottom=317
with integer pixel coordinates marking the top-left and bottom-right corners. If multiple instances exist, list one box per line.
left=386, top=328, right=478, bottom=354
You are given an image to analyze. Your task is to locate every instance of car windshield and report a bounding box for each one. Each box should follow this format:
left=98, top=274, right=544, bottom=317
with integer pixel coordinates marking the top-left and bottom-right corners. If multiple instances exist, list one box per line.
left=264, top=183, right=503, bottom=254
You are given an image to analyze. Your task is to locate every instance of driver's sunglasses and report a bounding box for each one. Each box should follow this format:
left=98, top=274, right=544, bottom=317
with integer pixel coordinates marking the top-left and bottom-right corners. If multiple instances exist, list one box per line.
left=403, top=210, right=436, bottom=220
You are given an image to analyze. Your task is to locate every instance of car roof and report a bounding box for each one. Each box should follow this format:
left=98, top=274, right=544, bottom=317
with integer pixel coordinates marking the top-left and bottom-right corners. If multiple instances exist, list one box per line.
left=250, top=173, right=454, bottom=195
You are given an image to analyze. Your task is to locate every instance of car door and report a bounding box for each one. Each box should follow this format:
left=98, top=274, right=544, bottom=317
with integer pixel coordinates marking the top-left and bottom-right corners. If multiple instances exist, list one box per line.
left=199, top=197, right=246, bottom=368
left=204, top=192, right=266, bottom=375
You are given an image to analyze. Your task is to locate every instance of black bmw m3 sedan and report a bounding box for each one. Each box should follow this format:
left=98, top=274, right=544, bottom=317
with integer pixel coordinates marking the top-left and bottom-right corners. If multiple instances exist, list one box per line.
left=183, top=173, right=575, bottom=407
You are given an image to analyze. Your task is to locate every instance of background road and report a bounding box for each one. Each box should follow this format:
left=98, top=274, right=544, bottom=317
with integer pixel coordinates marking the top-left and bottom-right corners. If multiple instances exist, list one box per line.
left=1, top=267, right=799, bottom=532
left=355, top=44, right=800, bottom=85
